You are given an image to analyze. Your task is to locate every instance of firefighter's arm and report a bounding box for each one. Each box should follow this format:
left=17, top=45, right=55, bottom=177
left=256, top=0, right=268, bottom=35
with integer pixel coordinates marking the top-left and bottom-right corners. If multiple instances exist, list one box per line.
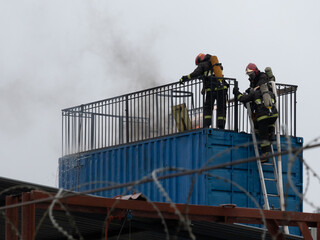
left=233, top=86, right=253, bottom=103
left=189, top=63, right=205, bottom=79
left=179, top=75, right=191, bottom=84
left=180, top=64, right=205, bottom=84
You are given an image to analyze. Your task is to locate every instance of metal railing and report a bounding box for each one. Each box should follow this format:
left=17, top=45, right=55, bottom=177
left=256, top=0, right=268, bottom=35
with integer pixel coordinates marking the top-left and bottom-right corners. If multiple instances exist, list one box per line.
left=61, top=78, right=297, bottom=156
left=236, top=82, right=298, bottom=136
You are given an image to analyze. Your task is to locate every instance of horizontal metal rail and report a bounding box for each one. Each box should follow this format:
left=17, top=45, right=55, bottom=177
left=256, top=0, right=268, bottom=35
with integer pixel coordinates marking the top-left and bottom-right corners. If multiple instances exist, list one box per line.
left=61, top=79, right=297, bottom=156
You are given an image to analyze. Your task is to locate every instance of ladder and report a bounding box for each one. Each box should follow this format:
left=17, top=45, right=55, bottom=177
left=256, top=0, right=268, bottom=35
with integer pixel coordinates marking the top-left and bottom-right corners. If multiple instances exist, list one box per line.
left=246, top=91, right=289, bottom=233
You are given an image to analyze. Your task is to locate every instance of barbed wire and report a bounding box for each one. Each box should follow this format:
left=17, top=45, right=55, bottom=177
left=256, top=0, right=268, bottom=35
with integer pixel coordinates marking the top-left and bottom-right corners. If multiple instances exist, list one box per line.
left=0, top=140, right=319, bottom=239
left=286, top=135, right=320, bottom=212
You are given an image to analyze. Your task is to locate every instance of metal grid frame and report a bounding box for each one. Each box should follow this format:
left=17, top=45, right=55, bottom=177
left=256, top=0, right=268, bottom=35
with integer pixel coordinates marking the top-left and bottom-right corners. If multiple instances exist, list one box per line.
left=62, top=79, right=297, bottom=156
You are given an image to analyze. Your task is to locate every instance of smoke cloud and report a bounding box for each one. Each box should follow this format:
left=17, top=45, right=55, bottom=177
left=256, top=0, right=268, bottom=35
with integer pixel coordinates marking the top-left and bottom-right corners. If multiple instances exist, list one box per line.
left=0, top=1, right=165, bottom=186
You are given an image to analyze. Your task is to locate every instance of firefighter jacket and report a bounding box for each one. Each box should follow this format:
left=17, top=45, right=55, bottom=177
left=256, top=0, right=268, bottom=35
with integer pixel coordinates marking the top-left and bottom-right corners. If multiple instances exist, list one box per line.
left=235, top=89, right=278, bottom=122
left=249, top=71, right=269, bottom=88
left=188, top=54, right=228, bottom=91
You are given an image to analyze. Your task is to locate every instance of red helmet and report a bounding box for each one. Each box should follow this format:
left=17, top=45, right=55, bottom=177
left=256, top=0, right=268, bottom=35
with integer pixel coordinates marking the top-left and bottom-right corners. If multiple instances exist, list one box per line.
left=246, top=63, right=259, bottom=74
left=195, top=53, right=206, bottom=65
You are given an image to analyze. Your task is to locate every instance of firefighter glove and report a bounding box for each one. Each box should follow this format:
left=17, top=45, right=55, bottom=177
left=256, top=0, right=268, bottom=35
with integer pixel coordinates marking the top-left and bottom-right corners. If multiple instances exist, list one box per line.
left=180, top=75, right=188, bottom=84
left=245, top=87, right=253, bottom=94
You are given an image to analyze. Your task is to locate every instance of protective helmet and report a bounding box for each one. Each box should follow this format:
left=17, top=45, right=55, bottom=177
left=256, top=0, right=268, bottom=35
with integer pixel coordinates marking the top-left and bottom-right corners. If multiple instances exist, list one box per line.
left=195, top=53, right=206, bottom=65
left=246, top=63, right=259, bottom=75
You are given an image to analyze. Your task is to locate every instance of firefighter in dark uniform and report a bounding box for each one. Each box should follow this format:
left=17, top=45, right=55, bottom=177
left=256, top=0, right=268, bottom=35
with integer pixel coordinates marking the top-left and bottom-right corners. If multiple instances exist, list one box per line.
left=233, top=63, right=278, bottom=161
left=180, top=53, right=228, bottom=129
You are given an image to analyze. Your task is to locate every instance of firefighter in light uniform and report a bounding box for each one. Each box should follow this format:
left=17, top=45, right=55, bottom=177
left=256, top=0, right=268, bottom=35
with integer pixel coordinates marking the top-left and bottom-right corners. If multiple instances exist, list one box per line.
left=233, top=63, right=278, bottom=161
left=180, top=53, right=228, bottom=129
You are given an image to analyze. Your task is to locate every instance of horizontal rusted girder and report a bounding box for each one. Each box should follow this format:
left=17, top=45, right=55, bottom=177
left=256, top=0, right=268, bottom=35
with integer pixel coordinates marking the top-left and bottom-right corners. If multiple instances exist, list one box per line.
left=29, top=190, right=320, bottom=228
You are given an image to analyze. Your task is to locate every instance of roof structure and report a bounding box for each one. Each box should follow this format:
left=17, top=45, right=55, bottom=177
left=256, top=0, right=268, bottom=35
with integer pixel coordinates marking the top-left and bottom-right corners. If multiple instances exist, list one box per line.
left=0, top=177, right=318, bottom=240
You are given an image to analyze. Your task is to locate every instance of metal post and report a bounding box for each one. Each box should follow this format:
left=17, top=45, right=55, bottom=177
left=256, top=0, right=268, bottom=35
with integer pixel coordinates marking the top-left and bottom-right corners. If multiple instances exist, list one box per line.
left=234, top=80, right=239, bottom=132
left=78, top=105, right=83, bottom=153
left=91, top=113, right=95, bottom=150
left=297, top=222, right=313, bottom=240
left=5, top=196, right=19, bottom=240
left=125, top=95, right=129, bottom=143
left=119, top=117, right=124, bottom=144
left=22, top=193, right=35, bottom=240
left=294, top=87, right=297, bottom=137
left=62, top=111, right=64, bottom=156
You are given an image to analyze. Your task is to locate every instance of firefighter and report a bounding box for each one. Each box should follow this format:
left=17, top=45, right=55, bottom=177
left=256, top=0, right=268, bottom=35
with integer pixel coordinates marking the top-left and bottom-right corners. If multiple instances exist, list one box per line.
left=180, top=53, right=228, bottom=129
left=233, top=63, right=278, bottom=162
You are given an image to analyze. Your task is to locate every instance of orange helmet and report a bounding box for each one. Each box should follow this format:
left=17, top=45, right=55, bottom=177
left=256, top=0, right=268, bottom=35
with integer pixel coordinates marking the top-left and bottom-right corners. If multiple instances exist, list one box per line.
left=195, top=53, right=206, bottom=65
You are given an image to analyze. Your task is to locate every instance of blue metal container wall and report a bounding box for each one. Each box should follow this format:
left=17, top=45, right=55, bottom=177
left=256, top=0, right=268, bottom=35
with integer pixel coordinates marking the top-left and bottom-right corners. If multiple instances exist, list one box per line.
left=59, top=129, right=208, bottom=205
left=59, top=128, right=303, bottom=210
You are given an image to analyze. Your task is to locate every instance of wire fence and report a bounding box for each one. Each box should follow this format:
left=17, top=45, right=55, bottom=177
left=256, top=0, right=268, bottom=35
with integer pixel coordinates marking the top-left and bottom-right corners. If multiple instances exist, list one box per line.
left=61, top=79, right=298, bottom=156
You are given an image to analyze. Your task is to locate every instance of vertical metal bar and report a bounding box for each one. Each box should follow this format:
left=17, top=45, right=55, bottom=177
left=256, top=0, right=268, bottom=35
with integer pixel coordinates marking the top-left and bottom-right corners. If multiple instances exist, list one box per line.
left=96, top=103, right=99, bottom=148
left=159, top=87, right=162, bottom=136
left=108, top=101, right=110, bottom=146
left=278, top=85, right=282, bottom=135
left=144, top=91, right=147, bottom=139
left=265, top=219, right=284, bottom=240
left=118, top=99, right=120, bottom=145
left=62, top=111, right=64, bottom=156
left=131, top=94, right=134, bottom=142
left=125, top=95, right=129, bottom=143
left=91, top=113, right=94, bottom=150
left=72, top=113, right=76, bottom=153
left=234, top=80, right=239, bottom=132
left=110, top=101, right=113, bottom=146
left=290, top=88, right=292, bottom=136
left=84, top=106, right=87, bottom=151
left=137, top=94, right=139, bottom=140
left=66, top=112, right=69, bottom=155
left=297, top=222, right=313, bottom=240
left=164, top=86, right=167, bottom=135
left=5, top=196, right=19, bottom=240
left=78, top=106, right=83, bottom=152
left=171, top=86, right=174, bottom=133
left=156, top=91, right=159, bottom=137
left=148, top=91, right=151, bottom=138
left=22, top=193, right=35, bottom=240
left=294, top=87, right=297, bottom=137
left=66, top=111, right=69, bottom=154
left=285, top=89, right=288, bottom=134
left=103, top=102, right=106, bottom=148
left=141, top=92, right=147, bottom=140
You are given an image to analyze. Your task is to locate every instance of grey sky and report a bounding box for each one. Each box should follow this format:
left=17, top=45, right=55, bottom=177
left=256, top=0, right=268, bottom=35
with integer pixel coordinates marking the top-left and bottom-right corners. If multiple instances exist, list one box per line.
left=0, top=0, right=319, bottom=212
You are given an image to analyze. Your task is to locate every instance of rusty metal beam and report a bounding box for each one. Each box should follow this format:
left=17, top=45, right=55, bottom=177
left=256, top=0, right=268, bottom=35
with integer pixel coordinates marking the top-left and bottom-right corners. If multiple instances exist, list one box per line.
left=5, top=190, right=320, bottom=239
left=30, top=190, right=320, bottom=229
left=265, top=219, right=285, bottom=240
left=5, top=196, right=19, bottom=240
left=297, top=222, right=313, bottom=240
left=21, top=192, right=35, bottom=240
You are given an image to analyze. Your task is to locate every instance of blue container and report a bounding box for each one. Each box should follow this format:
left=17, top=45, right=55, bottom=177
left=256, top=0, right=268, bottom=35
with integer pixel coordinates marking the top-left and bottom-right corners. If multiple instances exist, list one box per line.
left=59, top=128, right=303, bottom=233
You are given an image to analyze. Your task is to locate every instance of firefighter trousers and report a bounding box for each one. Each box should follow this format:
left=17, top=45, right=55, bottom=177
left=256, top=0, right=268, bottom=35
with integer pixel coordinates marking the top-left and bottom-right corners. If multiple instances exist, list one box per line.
left=254, top=115, right=277, bottom=154
left=203, top=89, right=227, bottom=129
